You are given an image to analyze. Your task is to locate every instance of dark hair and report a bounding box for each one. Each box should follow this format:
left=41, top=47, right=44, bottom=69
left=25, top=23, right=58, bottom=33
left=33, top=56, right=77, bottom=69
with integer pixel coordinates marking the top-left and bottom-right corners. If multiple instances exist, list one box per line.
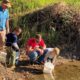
left=2, top=0, right=10, bottom=3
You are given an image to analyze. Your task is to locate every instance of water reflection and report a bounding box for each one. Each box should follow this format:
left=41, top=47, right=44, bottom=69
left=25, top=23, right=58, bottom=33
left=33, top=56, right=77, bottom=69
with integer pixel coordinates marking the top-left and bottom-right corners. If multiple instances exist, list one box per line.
left=33, top=73, right=55, bottom=80
left=43, top=73, right=55, bottom=80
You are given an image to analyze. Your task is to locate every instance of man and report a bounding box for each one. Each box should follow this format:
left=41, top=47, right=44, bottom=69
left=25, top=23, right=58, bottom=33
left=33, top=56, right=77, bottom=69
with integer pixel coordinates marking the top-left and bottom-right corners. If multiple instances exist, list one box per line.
left=25, top=34, right=47, bottom=63
left=0, top=0, right=11, bottom=50
left=6, top=27, right=22, bottom=67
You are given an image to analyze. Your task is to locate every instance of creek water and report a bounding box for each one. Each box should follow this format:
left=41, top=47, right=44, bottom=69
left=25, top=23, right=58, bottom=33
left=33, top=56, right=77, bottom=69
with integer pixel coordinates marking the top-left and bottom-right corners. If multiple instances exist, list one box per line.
left=29, top=60, right=80, bottom=80
left=33, top=73, right=55, bottom=80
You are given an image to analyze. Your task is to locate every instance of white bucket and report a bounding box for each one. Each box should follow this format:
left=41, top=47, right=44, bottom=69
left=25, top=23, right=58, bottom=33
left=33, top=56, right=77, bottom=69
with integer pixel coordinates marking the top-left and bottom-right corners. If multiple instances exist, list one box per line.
left=43, top=61, right=54, bottom=74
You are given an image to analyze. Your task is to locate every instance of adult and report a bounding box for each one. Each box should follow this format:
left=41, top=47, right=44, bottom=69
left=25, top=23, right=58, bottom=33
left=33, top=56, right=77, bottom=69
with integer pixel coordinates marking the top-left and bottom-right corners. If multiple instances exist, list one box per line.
left=25, top=34, right=48, bottom=63
left=0, top=0, right=11, bottom=50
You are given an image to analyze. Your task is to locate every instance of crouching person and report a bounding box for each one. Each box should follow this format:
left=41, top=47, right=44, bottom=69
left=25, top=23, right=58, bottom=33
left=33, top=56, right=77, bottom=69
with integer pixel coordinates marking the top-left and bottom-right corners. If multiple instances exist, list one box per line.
left=25, top=34, right=47, bottom=64
left=6, top=27, right=22, bottom=68
left=44, top=47, right=60, bottom=64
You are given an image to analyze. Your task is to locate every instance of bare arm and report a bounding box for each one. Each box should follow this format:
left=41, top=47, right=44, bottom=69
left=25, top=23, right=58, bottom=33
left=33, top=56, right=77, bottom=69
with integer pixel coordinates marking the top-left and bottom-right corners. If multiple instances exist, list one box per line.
left=35, top=47, right=44, bottom=55
left=6, top=19, right=10, bottom=34
left=34, top=43, right=46, bottom=55
left=43, top=44, right=46, bottom=50
left=25, top=45, right=34, bottom=55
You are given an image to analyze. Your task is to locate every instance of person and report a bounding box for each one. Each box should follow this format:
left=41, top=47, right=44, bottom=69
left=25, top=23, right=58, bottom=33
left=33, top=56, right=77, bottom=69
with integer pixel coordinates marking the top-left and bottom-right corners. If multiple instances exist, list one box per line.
left=25, top=34, right=47, bottom=64
left=44, top=47, right=60, bottom=64
left=6, top=27, right=22, bottom=67
left=0, top=0, right=11, bottom=50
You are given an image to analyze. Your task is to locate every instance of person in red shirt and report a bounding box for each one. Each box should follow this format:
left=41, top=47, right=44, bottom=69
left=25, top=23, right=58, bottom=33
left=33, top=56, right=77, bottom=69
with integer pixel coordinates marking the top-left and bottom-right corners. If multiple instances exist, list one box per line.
left=25, top=34, right=47, bottom=63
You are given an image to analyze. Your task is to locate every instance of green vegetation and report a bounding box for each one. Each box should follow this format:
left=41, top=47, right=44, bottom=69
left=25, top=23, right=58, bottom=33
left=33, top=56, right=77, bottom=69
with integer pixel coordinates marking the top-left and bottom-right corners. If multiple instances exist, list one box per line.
left=7, top=0, right=80, bottom=48
left=0, top=0, right=80, bottom=14
left=1, top=0, right=80, bottom=51
left=8, top=0, right=80, bottom=15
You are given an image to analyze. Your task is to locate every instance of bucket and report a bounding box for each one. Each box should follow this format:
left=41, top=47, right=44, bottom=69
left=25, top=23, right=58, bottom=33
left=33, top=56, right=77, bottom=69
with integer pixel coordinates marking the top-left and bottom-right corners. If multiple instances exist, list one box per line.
left=43, top=61, right=54, bottom=74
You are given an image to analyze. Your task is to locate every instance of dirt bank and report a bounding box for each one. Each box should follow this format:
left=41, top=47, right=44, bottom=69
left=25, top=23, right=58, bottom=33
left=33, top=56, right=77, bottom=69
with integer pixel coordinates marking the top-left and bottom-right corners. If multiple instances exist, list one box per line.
left=0, top=57, right=80, bottom=80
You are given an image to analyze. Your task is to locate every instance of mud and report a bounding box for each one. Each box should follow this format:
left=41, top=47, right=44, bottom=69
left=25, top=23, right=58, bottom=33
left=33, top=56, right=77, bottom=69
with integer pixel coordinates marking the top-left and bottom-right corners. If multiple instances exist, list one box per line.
left=0, top=56, right=80, bottom=80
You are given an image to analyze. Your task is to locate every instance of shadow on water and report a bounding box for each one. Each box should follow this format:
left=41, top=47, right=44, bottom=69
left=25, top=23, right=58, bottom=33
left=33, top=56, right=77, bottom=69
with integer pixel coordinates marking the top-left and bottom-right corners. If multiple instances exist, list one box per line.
left=15, top=63, right=55, bottom=80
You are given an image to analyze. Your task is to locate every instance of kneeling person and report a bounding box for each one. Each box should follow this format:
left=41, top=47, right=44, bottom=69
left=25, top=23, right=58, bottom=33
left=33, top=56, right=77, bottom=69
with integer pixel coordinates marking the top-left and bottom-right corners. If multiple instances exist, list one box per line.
left=44, top=47, right=60, bottom=64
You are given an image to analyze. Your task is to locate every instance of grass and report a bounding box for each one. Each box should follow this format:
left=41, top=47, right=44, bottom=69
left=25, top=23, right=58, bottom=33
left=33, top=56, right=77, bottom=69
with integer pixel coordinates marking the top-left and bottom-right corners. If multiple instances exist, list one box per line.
left=0, top=0, right=80, bottom=14
left=9, top=0, right=80, bottom=15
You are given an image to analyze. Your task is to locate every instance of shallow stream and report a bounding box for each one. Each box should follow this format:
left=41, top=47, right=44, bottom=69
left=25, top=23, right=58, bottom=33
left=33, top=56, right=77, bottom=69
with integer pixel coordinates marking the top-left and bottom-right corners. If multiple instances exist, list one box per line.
left=30, top=60, right=80, bottom=80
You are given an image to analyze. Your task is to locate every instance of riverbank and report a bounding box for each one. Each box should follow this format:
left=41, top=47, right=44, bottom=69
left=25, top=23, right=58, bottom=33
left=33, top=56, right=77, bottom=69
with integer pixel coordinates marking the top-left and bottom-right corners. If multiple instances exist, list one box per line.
left=0, top=57, right=80, bottom=80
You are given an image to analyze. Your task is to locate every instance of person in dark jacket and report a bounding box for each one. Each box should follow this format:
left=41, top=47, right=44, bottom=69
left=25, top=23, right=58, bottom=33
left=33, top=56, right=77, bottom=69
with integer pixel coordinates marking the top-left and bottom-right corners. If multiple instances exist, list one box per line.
left=6, top=27, right=22, bottom=68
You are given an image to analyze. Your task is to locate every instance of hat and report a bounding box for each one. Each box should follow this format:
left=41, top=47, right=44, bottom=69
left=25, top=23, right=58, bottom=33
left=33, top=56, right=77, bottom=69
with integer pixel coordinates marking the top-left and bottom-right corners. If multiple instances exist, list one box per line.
left=2, top=0, right=11, bottom=7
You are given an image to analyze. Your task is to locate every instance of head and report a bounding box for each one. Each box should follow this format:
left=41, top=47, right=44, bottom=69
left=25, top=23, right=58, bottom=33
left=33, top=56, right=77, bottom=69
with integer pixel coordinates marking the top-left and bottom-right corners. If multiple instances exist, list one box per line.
left=35, top=34, right=42, bottom=43
left=50, top=47, right=60, bottom=56
left=1, top=0, right=11, bottom=10
left=14, top=27, right=22, bottom=36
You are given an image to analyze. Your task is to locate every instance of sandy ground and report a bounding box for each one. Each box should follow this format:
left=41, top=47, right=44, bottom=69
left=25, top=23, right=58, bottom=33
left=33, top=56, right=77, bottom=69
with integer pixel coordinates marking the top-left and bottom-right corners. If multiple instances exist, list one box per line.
left=0, top=56, right=80, bottom=80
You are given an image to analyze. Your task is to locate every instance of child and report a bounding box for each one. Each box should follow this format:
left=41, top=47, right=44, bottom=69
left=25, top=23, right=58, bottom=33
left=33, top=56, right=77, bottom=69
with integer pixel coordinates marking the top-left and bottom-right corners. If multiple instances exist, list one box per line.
left=6, top=27, right=22, bottom=68
left=25, top=34, right=46, bottom=63
left=44, top=47, right=60, bottom=64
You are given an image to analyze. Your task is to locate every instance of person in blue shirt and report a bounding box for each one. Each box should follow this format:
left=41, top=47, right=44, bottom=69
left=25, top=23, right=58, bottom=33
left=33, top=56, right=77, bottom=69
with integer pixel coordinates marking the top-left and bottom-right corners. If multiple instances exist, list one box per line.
left=6, top=27, right=22, bottom=68
left=0, top=0, right=11, bottom=50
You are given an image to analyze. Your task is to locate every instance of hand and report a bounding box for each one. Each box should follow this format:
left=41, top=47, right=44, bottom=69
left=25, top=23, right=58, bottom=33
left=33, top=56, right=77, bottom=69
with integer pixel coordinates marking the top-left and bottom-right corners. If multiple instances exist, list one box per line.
left=34, top=46, right=39, bottom=50
left=34, top=47, right=44, bottom=55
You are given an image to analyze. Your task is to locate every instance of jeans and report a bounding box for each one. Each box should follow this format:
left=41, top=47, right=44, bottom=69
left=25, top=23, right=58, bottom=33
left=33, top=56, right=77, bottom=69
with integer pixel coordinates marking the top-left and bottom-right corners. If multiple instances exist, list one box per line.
left=38, top=49, right=48, bottom=62
left=28, top=48, right=53, bottom=63
left=28, top=51, right=39, bottom=61
left=38, top=48, right=53, bottom=63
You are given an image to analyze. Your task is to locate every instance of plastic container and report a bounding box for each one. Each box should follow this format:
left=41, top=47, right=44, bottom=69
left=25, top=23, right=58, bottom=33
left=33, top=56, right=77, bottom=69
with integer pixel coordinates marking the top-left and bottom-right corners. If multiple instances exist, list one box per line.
left=43, top=61, right=54, bottom=74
